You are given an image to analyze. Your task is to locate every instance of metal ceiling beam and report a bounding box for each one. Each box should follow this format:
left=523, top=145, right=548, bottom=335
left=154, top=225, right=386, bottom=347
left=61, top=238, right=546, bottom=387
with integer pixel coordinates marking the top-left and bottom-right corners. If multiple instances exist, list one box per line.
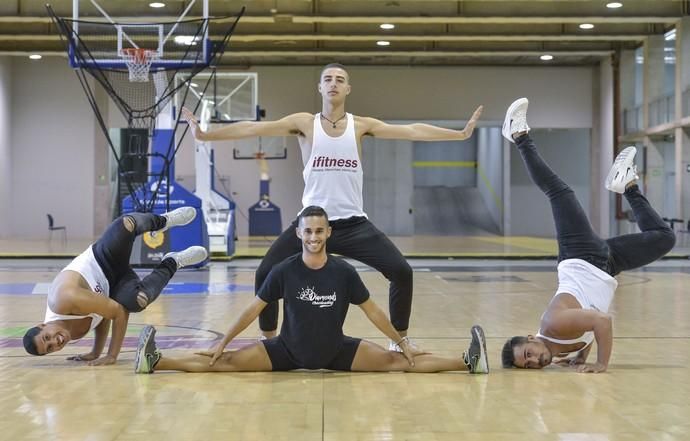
left=0, top=50, right=614, bottom=57
left=218, top=50, right=615, bottom=58
left=0, top=15, right=678, bottom=25
left=0, top=34, right=649, bottom=42
left=222, top=34, right=648, bottom=42
left=289, top=16, right=678, bottom=25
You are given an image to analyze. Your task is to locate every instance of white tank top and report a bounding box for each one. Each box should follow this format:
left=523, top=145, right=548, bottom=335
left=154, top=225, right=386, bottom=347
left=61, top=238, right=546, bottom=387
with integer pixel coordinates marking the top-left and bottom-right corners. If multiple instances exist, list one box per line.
left=301, top=113, right=367, bottom=220
left=44, top=246, right=111, bottom=334
left=537, top=258, right=618, bottom=352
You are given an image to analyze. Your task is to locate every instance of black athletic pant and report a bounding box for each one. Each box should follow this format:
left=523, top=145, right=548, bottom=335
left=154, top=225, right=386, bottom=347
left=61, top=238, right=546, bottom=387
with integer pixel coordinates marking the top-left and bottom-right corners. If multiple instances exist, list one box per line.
left=92, top=213, right=178, bottom=313
left=515, top=134, right=675, bottom=275
left=256, top=216, right=413, bottom=332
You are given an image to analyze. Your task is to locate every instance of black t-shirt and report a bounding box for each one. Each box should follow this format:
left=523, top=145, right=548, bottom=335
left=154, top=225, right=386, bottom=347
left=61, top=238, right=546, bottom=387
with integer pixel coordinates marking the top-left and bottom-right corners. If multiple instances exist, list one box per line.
left=257, top=254, right=370, bottom=369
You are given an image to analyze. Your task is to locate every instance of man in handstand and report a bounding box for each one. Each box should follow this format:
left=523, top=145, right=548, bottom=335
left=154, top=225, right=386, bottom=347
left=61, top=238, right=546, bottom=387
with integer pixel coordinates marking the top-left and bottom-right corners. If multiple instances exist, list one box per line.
left=500, top=98, right=675, bottom=373
left=23, top=207, right=207, bottom=365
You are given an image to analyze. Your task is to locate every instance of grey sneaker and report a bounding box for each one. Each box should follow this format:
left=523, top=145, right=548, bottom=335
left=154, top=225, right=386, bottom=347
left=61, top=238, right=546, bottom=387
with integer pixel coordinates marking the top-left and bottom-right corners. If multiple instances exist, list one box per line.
left=501, top=97, right=530, bottom=142
left=159, top=206, right=197, bottom=233
left=163, top=246, right=208, bottom=269
left=463, top=325, right=489, bottom=374
left=134, top=325, right=161, bottom=374
left=605, top=146, right=639, bottom=194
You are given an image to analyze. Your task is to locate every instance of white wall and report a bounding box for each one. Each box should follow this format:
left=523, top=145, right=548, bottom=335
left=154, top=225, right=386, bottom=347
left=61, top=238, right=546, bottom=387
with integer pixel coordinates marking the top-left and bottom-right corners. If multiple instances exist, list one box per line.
left=592, top=57, right=614, bottom=238
left=3, top=62, right=594, bottom=239
left=477, top=127, right=504, bottom=234
left=363, top=138, right=414, bottom=235
left=10, top=58, right=97, bottom=239
left=510, top=129, right=592, bottom=238
left=0, top=57, right=11, bottom=237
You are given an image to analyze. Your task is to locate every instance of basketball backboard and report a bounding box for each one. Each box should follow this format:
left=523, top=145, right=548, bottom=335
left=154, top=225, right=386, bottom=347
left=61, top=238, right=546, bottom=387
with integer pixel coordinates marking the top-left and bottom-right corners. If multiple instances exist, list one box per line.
left=69, top=0, right=210, bottom=69
left=175, top=72, right=259, bottom=123
left=175, top=72, right=287, bottom=159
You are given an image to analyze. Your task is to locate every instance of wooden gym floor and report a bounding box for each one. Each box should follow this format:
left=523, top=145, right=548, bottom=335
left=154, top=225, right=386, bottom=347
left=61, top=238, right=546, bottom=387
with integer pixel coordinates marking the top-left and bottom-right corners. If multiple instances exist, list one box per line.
left=1, top=256, right=689, bottom=441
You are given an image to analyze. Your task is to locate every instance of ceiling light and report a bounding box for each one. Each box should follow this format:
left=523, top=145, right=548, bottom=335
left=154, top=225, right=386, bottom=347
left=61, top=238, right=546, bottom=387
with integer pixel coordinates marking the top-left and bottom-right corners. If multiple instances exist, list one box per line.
left=380, top=23, right=395, bottom=30
left=540, top=54, right=553, bottom=61
left=29, top=54, right=42, bottom=60
left=376, top=40, right=390, bottom=46
left=149, top=2, right=165, bottom=8
left=579, top=23, right=594, bottom=30
left=174, top=35, right=199, bottom=46
left=606, top=2, right=623, bottom=8
left=190, top=82, right=198, bottom=88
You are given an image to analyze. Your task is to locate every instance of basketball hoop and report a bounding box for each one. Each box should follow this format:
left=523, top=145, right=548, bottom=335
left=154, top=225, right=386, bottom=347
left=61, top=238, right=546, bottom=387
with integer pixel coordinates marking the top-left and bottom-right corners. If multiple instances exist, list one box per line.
left=120, top=48, right=159, bottom=82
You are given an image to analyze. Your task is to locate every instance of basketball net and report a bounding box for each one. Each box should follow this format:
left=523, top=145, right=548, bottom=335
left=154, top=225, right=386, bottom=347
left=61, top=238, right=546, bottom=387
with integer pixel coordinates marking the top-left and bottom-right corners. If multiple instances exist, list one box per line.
left=121, top=48, right=158, bottom=82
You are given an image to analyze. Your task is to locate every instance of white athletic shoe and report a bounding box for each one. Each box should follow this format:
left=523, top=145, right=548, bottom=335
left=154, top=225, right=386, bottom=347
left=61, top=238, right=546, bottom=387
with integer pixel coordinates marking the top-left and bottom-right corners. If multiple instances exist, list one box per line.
left=389, top=337, right=420, bottom=353
left=502, top=97, right=530, bottom=143
left=163, top=245, right=208, bottom=269
left=605, top=146, right=639, bottom=194
left=158, top=206, right=197, bottom=233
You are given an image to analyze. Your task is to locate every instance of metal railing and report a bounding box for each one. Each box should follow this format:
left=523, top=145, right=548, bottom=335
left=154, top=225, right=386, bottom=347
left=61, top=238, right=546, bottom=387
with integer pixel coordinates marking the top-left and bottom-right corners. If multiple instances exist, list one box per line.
left=622, top=105, right=643, bottom=133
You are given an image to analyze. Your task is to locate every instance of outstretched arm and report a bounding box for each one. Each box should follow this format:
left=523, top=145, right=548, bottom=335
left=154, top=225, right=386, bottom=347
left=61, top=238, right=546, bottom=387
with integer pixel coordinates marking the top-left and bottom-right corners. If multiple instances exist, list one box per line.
left=181, top=107, right=310, bottom=142
left=545, top=309, right=613, bottom=373
left=358, top=298, right=422, bottom=365
left=200, top=296, right=268, bottom=365
left=361, top=105, right=482, bottom=141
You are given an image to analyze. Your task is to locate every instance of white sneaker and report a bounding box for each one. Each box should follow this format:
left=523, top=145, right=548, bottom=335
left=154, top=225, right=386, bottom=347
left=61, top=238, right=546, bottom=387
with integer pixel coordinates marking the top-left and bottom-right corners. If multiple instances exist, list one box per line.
left=389, top=337, right=420, bottom=353
left=159, top=207, right=197, bottom=233
left=163, top=245, right=208, bottom=269
left=605, top=146, right=639, bottom=194
left=501, top=97, right=530, bottom=142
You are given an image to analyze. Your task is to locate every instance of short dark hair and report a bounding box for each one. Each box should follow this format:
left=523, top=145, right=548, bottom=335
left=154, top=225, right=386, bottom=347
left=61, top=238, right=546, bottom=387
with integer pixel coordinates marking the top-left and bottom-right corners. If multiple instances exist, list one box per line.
left=298, top=205, right=329, bottom=223
left=501, top=336, right=528, bottom=368
left=320, top=63, right=348, bottom=80
left=23, top=326, right=43, bottom=356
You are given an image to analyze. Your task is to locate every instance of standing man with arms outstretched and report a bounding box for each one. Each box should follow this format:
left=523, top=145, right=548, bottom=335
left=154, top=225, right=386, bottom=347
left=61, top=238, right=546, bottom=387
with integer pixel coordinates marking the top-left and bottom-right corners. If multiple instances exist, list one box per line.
left=134, top=206, right=489, bottom=375
left=183, top=63, right=483, bottom=349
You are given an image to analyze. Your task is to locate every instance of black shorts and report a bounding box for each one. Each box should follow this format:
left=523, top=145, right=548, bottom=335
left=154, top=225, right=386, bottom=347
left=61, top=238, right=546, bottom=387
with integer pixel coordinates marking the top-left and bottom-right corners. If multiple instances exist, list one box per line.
left=262, top=336, right=362, bottom=371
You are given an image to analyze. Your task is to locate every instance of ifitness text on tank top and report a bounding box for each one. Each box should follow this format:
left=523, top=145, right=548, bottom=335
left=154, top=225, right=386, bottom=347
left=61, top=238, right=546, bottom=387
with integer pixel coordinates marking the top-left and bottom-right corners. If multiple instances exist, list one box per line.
left=301, top=113, right=367, bottom=220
